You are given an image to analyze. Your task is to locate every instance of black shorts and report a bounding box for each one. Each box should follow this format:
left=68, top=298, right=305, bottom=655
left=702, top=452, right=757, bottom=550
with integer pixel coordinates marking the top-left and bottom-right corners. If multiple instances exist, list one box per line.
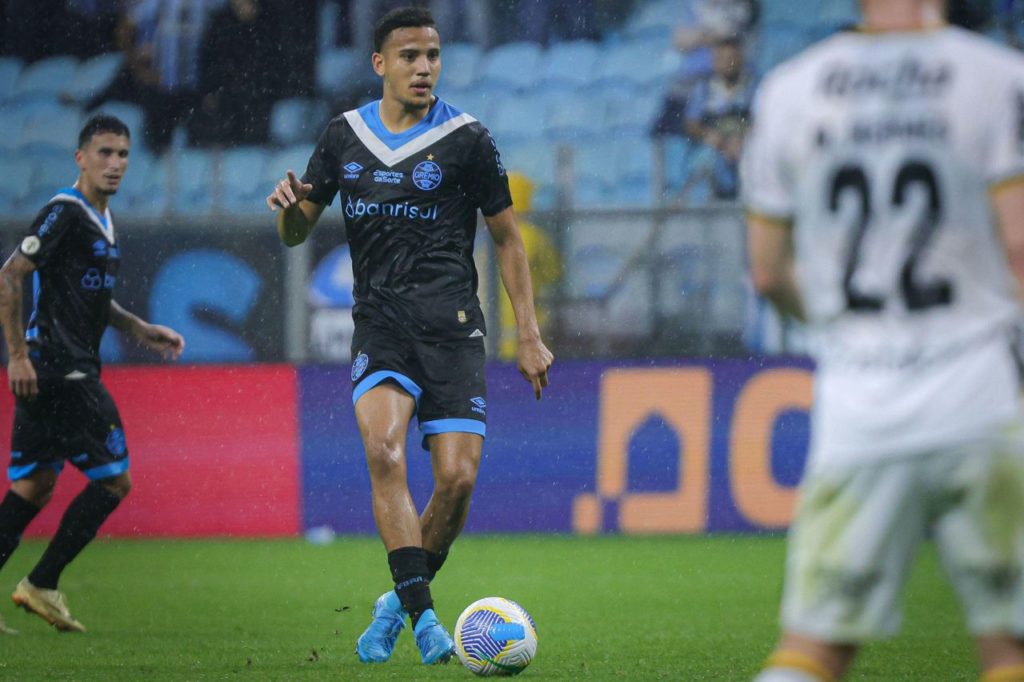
left=350, top=322, right=486, bottom=450
left=9, top=376, right=129, bottom=482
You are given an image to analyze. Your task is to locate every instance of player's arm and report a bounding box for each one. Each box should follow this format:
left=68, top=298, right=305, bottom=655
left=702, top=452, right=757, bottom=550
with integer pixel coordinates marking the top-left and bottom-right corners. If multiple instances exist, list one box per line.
left=109, top=300, right=185, bottom=361
left=485, top=207, right=554, bottom=399
left=0, top=250, right=38, bottom=397
left=993, top=180, right=1024, bottom=301
left=747, top=213, right=806, bottom=321
left=267, top=170, right=325, bottom=246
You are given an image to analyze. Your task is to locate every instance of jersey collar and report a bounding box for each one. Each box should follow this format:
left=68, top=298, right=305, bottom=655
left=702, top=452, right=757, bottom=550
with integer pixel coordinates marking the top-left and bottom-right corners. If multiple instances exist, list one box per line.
left=51, top=186, right=116, bottom=244
left=344, top=98, right=476, bottom=167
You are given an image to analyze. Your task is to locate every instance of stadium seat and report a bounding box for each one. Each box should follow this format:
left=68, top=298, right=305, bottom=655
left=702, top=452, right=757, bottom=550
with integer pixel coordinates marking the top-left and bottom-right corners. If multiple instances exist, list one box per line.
left=605, top=93, right=662, bottom=137
left=539, top=41, right=599, bottom=92
left=487, top=94, right=547, bottom=145
left=498, top=139, right=557, bottom=209
left=439, top=42, right=483, bottom=91
left=476, top=41, right=543, bottom=94
left=570, top=140, right=618, bottom=191
left=19, top=105, right=82, bottom=154
left=265, top=145, right=315, bottom=188
left=171, top=149, right=214, bottom=215
left=120, top=153, right=168, bottom=216
left=0, top=157, right=34, bottom=214
left=0, top=57, right=23, bottom=102
left=593, top=39, right=672, bottom=95
left=88, top=100, right=146, bottom=146
left=545, top=92, right=607, bottom=142
left=622, top=0, right=691, bottom=42
left=441, top=90, right=494, bottom=122
left=270, top=98, right=329, bottom=147
left=11, top=55, right=78, bottom=102
left=218, top=146, right=271, bottom=214
left=0, top=105, right=33, bottom=152
left=569, top=244, right=625, bottom=299
left=66, top=52, right=123, bottom=104
left=755, top=23, right=815, bottom=75
left=316, top=47, right=360, bottom=96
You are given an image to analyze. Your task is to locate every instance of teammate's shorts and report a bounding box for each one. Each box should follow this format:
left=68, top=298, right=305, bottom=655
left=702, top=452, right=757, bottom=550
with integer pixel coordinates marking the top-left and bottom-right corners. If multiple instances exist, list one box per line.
left=781, top=422, right=1024, bottom=642
left=9, top=376, right=129, bottom=482
left=349, top=321, right=487, bottom=449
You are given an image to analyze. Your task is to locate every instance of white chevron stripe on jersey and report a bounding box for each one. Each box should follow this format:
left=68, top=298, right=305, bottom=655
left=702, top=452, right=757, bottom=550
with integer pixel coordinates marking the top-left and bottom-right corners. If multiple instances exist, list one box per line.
left=49, top=193, right=116, bottom=244
left=344, top=110, right=477, bottom=167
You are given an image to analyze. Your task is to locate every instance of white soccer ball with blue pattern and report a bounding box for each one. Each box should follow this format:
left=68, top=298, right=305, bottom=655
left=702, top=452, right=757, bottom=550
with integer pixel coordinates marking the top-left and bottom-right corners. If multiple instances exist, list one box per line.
left=455, top=597, right=538, bottom=676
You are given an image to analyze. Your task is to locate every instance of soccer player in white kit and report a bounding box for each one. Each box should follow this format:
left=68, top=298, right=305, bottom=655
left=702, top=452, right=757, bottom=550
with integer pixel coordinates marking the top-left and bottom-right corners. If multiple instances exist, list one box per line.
left=743, top=1, right=1024, bottom=680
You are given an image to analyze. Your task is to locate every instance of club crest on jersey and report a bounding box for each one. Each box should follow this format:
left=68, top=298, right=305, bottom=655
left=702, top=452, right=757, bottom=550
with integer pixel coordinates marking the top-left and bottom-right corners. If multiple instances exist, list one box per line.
left=343, top=162, right=364, bottom=179
left=412, top=160, right=442, bottom=191
left=106, top=427, right=126, bottom=456
left=352, top=352, right=369, bottom=381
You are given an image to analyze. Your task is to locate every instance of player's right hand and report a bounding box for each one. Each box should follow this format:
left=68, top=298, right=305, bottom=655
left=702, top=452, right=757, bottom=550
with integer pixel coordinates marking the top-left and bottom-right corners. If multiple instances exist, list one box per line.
left=266, top=170, right=313, bottom=211
left=7, top=356, right=38, bottom=399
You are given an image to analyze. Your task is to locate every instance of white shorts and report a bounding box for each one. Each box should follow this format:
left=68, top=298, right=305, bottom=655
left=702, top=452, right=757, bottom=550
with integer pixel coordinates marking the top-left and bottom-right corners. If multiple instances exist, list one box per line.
left=781, top=424, right=1024, bottom=642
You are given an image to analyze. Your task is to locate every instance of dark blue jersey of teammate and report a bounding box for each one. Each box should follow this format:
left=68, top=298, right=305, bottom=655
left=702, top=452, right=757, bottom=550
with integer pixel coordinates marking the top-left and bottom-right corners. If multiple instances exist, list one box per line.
left=302, top=97, right=512, bottom=342
left=17, top=187, right=120, bottom=379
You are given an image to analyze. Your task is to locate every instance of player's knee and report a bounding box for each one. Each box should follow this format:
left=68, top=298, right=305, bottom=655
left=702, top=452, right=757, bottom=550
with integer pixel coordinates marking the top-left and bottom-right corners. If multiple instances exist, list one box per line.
left=364, top=438, right=406, bottom=477
left=11, top=471, right=58, bottom=508
left=100, top=473, right=132, bottom=499
left=434, top=464, right=476, bottom=503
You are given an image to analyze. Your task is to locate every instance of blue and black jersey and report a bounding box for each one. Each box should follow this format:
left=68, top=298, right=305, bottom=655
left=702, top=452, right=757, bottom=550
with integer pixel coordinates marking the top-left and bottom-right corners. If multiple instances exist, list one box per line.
left=18, top=187, right=119, bottom=379
left=302, top=97, right=512, bottom=342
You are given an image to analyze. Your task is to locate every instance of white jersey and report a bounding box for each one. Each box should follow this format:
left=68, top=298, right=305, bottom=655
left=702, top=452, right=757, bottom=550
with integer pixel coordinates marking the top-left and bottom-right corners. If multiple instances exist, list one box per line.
left=742, top=26, right=1024, bottom=470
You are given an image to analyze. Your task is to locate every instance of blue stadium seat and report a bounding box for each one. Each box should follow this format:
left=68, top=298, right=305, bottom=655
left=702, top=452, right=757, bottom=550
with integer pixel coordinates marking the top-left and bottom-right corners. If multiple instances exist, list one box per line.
left=120, top=153, right=168, bottom=216
left=755, top=23, right=815, bottom=75
left=172, top=149, right=214, bottom=215
left=265, top=145, right=315, bottom=188
left=605, top=93, right=662, bottom=137
left=439, top=42, right=483, bottom=92
left=219, top=146, right=270, bottom=214
left=89, top=101, right=145, bottom=145
left=569, top=244, right=625, bottom=299
left=66, top=52, right=123, bottom=104
left=476, top=41, right=543, bottom=94
left=499, top=139, right=557, bottom=209
left=0, top=57, right=23, bottom=102
left=622, top=0, right=691, bottom=42
left=19, top=105, right=81, bottom=154
left=270, top=98, right=329, bottom=147
left=571, top=140, right=618, bottom=191
left=659, top=135, right=694, bottom=190
left=441, top=90, right=495, bottom=122
left=614, top=136, right=656, bottom=187
left=0, top=105, right=33, bottom=152
left=539, top=41, right=599, bottom=92
left=545, top=93, right=607, bottom=142
left=316, top=47, right=360, bottom=96
left=11, top=55, right=78, bottom=102
left=487, top=94, right=547, bottom=145
left=0, top=157, right=34, bottom=214
left=593, top=40, right=670, bottom=95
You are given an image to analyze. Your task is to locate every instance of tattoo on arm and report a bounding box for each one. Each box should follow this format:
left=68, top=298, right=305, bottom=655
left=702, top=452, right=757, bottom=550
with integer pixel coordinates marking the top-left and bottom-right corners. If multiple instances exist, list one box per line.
left=0, top=269, right=27, bottom=359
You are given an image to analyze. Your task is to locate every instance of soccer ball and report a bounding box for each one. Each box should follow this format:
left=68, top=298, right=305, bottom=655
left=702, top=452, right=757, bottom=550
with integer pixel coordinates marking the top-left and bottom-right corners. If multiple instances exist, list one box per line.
left=454, top=597, right=538, bottom=676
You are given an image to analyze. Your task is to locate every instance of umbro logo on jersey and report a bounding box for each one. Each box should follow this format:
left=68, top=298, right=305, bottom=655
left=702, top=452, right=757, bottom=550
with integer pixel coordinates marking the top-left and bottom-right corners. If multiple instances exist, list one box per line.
left=469, top=329, right=484, bottom=338
left=343, top=162, right=364, bottom=179
left=470, top=396, right=486, bottom=415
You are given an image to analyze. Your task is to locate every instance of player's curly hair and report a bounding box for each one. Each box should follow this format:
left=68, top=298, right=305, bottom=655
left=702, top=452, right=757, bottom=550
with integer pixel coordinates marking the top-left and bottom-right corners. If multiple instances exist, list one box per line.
left=78, top=114, right=130, bottom=149
left=373, top=6, right=437, bottom=53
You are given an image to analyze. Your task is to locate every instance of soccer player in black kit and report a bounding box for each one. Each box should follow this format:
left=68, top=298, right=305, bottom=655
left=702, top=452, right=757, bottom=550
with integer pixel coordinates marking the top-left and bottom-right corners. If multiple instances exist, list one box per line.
left=267, top=6, right=553, bottom=666
left=0, top=114, right=184, bottom=634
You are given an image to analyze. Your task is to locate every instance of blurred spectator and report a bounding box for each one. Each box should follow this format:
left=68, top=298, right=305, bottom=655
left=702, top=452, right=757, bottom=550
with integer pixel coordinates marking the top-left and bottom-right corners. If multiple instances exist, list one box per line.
left=190, top=0, right=277, bottom=147
left=88, top=0, right=215, bottom=151
left=681, top=37, right=755, bottom=200
left=499, top=172, right=562, bottom=361
left=673, top=0, right=759, bottom=53
left=2, top=0, right=70, bottom=61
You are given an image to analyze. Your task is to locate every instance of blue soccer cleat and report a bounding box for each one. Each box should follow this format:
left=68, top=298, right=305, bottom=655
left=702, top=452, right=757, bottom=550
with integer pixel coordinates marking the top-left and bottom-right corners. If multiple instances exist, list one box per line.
left=413, top=608, right=455, bottom=665
left=355, top=590, right=407, bottom=663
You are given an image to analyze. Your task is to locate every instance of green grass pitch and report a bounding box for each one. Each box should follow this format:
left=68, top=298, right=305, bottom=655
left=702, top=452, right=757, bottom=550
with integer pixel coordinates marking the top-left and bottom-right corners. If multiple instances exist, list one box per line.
left=0, top=535, right=975, bottom=680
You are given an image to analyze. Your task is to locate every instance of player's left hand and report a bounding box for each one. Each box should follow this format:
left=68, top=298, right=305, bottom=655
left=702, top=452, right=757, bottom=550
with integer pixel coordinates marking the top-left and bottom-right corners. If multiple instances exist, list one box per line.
left=137, top=323, right=185, bottom=361
left=517, top=337, right=553, bottom=400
